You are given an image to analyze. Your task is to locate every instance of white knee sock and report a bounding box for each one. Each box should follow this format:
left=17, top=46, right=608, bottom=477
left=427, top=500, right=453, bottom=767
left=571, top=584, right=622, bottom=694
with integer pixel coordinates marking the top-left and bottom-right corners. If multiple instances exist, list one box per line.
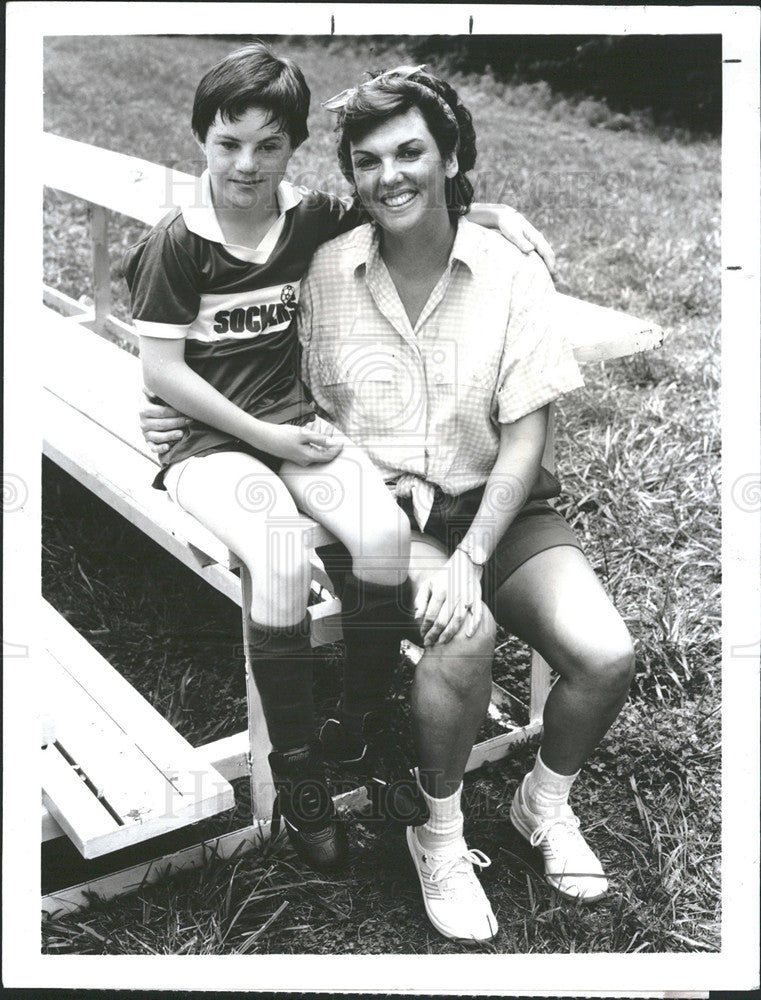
left=523, top=749, right=580, bottom=818
left=415, top=778, right=464, bottom=852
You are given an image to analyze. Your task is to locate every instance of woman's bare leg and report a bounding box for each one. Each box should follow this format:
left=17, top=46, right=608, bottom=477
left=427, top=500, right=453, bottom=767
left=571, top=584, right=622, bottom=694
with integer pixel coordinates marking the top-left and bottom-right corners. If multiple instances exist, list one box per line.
left=495, top=544, right=633, bottom=900
left=406, top=536, right=496, bottom=794
left=495, top=545, right=635, bottom=773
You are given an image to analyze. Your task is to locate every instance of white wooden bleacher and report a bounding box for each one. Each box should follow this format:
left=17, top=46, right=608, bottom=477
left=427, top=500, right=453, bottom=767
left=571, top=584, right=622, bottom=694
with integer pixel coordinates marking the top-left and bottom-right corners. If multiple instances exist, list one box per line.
left=41, top=600, right=235, bottom=858
left=41, top=131, right=664, bottom=912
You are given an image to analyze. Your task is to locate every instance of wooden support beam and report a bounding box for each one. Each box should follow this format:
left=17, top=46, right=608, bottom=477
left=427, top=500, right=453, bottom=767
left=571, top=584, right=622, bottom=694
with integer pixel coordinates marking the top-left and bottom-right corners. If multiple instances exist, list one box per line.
left=465, top=721, right=543, bottom=771
left=89, top=204, right=111, bottom=335
left=240, top=567, right=277, bottom=821
left=43, top=822, right=272, bottom=918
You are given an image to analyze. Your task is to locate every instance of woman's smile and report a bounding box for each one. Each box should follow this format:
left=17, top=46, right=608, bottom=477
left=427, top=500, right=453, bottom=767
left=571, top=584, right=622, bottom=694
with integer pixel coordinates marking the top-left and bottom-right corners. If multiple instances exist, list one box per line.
left=380, top=190, right=417, bottom=209
left=350, top=107, right=458, bottom=234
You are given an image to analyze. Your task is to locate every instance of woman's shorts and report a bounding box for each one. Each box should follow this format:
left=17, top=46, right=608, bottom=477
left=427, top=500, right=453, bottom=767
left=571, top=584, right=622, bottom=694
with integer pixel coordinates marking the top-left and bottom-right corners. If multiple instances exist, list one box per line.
left=161, top=413, right=338, bottom=506
left=395, top=485, right=582, bottom=613
left=317, top=482, right=582, bottom=616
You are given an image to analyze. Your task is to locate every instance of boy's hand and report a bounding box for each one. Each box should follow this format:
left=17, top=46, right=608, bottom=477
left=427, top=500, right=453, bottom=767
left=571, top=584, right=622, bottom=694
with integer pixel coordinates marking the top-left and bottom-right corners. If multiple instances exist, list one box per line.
left=256, top=422, right=344, bottom=467
left=497, top=208, right=556, bottom=273
left=139, top=388, right=191, bottom=455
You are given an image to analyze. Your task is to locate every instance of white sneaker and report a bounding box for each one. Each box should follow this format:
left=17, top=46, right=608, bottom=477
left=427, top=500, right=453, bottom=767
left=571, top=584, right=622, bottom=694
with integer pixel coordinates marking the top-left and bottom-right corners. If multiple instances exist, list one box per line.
left=406, top=826, right=499, bottom=942
left=510, top=778, right=608, bottom=901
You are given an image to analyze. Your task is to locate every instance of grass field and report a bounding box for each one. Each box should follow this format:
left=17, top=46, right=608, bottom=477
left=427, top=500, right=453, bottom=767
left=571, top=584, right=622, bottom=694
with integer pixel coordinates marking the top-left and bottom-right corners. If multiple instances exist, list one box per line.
left=42, top=35, right=720, bottom=955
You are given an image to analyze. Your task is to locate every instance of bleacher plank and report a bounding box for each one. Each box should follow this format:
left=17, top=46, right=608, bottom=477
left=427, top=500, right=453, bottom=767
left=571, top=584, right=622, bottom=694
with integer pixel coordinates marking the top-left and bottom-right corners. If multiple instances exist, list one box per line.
left=46, top=653, right=188, bottom=827
left=42, top=744, right=123, bottom=854
left=41, top=603, right=235, bottom=858
left=43, top=132, right=197, bottom=227
left=43, top=601, right=225, bottom=773
left=41, top=727, right=254, bottom=844
left=41, top=803, right=65, bottom=842
left=554, top=292, right=663, bottom=363
left=42, top=307, right=161, bottom=464
left=43, top=390, right=244, bottom=603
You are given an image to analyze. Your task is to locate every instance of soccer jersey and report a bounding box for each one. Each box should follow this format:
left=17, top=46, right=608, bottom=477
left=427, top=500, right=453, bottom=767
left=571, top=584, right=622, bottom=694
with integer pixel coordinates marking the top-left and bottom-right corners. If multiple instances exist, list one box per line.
left=123, top=172, right=361, bottom=479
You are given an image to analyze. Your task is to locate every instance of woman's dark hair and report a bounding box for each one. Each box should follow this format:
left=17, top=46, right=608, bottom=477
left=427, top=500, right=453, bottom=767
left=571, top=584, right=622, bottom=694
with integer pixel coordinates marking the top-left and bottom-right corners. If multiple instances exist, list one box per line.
left=192, top=42, right=310, bottom=147
left=336, top=68, right=477, bottom=219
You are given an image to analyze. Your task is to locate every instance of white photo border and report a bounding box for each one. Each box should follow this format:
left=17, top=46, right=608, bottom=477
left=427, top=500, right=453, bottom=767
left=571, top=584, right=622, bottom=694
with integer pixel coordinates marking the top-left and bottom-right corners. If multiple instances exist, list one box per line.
left=4, top=2, right=759, bottom=993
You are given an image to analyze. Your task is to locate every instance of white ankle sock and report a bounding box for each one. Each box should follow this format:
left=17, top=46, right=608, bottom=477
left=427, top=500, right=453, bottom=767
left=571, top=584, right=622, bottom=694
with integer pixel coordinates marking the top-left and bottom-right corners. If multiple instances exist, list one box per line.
left=524, top=749, right=580, bottom=818
left=415, top=778, right=464, bottom=852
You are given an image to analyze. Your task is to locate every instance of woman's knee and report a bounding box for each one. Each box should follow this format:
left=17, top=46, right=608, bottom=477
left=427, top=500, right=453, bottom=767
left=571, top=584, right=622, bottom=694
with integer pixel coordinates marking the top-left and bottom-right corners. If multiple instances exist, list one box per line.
left=561, top=628, right=636, bottom=696
left=474, top=605, right=498, bottom=649
left=418, top=606, right=496, bottom=696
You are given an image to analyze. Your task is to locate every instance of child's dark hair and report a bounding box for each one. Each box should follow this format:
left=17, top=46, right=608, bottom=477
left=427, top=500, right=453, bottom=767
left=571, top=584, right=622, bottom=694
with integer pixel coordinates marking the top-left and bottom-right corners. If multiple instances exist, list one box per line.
left=192, top=42, right=310, bottom=147
left=336, top=68, right=477, bottom=219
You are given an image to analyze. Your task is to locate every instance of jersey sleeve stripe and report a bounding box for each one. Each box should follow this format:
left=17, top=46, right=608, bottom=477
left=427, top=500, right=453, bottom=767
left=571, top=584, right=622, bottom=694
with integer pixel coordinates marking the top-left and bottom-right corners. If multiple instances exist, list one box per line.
left=134, top=320, right=190, bottom=340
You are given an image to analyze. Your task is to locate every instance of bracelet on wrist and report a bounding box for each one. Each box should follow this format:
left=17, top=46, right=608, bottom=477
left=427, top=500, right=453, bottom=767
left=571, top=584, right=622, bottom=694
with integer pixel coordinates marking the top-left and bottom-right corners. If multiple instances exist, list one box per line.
left=456, top=544, right=487, bottom=569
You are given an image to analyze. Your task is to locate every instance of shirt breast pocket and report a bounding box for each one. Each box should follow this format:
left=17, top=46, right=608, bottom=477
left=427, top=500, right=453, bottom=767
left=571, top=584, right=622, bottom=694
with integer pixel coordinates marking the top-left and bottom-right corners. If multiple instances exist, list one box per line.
left=424, top=338, right=497, bottom=396
left=430, top=365, right=496, bottom=410
left=316, top=340, right=422, bottom=435
left=315, top=339, right=398, bottom=393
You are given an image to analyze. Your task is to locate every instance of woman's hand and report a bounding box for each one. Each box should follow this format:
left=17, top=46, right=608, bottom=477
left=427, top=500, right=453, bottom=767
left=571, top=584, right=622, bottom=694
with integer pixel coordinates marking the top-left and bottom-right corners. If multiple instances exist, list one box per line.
left=255, top=422, right=344, bottom=466
left=139, top=389, right=191, bottom=455
left=496, top=207, right=556, bottom=273
left=414, top=548, right=484, bottom=647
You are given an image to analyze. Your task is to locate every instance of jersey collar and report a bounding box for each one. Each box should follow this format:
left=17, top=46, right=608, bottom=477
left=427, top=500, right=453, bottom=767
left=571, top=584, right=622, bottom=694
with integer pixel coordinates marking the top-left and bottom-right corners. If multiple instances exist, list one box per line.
left=181, top=170, right=303, bottom=261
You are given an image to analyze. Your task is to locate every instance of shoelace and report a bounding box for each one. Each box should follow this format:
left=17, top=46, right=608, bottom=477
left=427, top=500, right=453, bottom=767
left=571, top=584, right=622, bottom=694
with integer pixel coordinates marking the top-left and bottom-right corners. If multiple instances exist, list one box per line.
left=528, top=814, right=607, bottom=884
left=528, top=812, right=581, bottom=851
left=425, top=847, right=492, bottom=898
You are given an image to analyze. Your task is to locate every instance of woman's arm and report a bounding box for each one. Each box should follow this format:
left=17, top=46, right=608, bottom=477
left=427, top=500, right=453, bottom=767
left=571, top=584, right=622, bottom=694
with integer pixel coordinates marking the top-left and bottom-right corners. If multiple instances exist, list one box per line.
left=458, top=405, right=549, bottom=570
left=140, top=336, right=342, bottom=467
left=468, top=204, right=555, bottom=272
left=416, top=405, right=549, bottom=646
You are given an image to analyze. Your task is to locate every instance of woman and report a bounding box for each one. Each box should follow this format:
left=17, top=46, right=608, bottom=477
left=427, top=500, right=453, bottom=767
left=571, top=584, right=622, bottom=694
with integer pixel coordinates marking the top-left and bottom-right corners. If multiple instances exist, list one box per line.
left=142, top=66, right=635, bottom=944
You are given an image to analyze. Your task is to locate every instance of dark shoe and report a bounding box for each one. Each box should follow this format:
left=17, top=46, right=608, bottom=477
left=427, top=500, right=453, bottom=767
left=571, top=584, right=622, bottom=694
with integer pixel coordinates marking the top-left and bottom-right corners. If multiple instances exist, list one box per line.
left=268, top=744, right=349, bottom=873
left=319, top=706, right=429, bottom=827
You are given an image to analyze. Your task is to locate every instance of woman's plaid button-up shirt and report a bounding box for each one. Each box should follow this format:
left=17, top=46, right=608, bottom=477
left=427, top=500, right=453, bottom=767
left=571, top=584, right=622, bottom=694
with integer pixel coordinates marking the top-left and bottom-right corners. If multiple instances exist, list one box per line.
left=298, top=220, right=584, bottom=510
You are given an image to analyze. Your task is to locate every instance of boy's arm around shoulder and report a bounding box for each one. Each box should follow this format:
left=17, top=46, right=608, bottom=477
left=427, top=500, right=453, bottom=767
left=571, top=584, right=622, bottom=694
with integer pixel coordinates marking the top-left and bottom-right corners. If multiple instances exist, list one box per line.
left=469, top=202, right=555, bottom=273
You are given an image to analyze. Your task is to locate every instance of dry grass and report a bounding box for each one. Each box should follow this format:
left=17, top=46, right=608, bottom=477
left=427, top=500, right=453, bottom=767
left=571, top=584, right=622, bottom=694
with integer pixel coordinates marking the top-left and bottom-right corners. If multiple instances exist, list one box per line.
left=42, top=35, right=720, bottom=955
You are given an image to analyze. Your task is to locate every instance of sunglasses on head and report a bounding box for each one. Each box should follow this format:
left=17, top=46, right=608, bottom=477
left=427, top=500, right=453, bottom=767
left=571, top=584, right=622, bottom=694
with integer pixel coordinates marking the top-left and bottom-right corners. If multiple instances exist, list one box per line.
left=321, top=64, right=428, bottom=112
